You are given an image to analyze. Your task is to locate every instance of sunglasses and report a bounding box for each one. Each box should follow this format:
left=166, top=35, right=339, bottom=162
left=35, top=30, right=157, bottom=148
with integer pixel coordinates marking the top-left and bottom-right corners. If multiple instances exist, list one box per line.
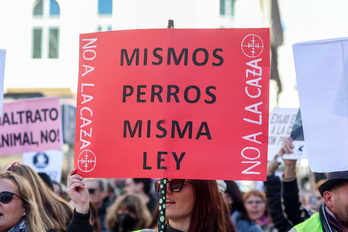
left=88, top=188, right=98, bottom=194
left=0, top=191, right=22, bottom=204
left=5, top=162, right=20, bottom=171
left=155, top=179, right=193, bottom=193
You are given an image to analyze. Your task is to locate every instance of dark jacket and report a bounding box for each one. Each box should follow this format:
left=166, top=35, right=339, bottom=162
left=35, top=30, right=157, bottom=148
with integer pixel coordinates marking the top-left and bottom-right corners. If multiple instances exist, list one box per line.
left=264, top=175, right=292, bottom=232
left=282, top=175, right=312, bottom=226
left=66, top=209, right=93, bottom=232
left=98, top=197, right=112, bottom=231
left=263, top=175, right=312, bottom=232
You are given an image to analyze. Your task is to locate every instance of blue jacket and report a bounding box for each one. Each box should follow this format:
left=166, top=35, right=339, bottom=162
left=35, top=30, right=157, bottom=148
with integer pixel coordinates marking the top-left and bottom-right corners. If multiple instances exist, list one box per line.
left=231, top=211, right=262, bottom=232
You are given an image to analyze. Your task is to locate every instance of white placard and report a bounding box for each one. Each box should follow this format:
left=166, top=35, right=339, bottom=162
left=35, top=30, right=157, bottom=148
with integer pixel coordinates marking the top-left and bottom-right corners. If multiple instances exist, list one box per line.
left=267, top=107, right=299, bottom=160
left=293, top=37, right=348, bottom=172
left=282, top=140, right=307, bottom=160
left=22, top=150, right=64, bottom=182
left=0, top=49, right=6, bottom=116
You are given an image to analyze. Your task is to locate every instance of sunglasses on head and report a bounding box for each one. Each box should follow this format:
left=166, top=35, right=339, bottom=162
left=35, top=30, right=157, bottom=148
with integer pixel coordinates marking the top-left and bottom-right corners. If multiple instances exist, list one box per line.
left=154, top=179, right=193, bottom=193
left=0, top=191, right=22, bottom=204
left=5, top=162, right=20, bottom=171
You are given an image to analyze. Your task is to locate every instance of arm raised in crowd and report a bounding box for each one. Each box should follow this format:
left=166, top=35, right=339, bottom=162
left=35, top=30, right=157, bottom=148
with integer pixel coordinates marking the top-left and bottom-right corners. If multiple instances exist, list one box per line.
left=280, top=137, right=311, bottom=225
left=264, top=155, right=293, bottom=232
left=66, top=169, right=93, bottom=232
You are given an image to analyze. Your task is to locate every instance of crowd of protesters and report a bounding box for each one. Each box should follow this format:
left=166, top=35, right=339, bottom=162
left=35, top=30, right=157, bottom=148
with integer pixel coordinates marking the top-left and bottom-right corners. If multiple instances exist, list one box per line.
left=1, top=137, right=348, bottom=232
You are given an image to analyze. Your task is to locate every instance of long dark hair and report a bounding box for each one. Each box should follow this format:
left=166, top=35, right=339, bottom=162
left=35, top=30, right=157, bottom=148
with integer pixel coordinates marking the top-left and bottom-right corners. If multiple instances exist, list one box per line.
left=224, top=180, right=251, bottom=221
left=188, top=180, right=235, bottom=232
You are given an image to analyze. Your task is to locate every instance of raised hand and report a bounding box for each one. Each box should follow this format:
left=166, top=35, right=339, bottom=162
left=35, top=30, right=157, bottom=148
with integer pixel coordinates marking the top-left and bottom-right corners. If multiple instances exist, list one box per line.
left=66, top=169, right=89, bottom=214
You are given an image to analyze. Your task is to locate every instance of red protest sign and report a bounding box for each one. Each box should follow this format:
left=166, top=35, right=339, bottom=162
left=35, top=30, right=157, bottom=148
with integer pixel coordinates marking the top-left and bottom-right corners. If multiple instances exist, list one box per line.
left=0, top=97, right=63, bottom=155
left=75, top=29, right=270, bottom=181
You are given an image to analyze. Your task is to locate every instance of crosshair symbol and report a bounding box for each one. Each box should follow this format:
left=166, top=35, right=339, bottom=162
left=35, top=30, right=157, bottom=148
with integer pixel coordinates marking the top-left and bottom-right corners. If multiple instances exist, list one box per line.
left=241, top=34, right=264, bottom=58
left=77, top=150, right=96, bottom=172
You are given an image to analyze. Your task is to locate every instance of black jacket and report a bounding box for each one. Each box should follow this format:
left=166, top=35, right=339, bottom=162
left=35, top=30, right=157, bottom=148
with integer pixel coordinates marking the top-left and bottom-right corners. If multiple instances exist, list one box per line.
left=66, top=209, right=93, bottom=232
left=264, top=175, right=292, bottom=232
left=263, top=175, right=312, bottom=232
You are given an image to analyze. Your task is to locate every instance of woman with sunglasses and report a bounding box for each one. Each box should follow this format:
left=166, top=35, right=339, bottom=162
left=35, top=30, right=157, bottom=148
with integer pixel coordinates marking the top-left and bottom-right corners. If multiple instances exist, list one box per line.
left=0, top=171, right=46, bottom=232
left=5, top=163, right=73, bottom=231
left=136, top=179, right=235, bottom=232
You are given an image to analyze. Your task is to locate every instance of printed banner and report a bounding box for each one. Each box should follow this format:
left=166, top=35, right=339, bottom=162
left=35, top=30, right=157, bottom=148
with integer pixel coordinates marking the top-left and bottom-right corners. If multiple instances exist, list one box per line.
left=0, top=97, right=63, bottom=155
left=75, top=28, right=270, bottom=180
left=0, top=49, right=5, bottom=116
left=268, top=107, right=298, bottom=160
left=293, top=37, right=348, bottom=172
left=23, top=150, right=64, bottom=182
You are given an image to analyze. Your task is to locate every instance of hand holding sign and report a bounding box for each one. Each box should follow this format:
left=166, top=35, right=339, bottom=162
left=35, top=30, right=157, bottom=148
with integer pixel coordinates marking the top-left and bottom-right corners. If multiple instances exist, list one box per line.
left=278, top=137, right=297, bottom=179
left=67, top=169, right=89, bottom=214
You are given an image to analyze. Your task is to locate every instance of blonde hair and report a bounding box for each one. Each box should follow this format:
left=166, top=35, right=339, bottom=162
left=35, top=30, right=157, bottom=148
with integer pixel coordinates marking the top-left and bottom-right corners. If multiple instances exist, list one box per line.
left=7, top=164, right=73, bottom=231
left=105, top=193, right=152, bottom=231
left=0, top=171, right=46, bottom=232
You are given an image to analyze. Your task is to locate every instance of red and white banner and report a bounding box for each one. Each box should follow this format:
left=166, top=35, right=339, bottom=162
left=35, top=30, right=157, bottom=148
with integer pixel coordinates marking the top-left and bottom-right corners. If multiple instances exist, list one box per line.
left=75, top=28, right=270, bottom=180
left=0, top=97, right=63, bottom=155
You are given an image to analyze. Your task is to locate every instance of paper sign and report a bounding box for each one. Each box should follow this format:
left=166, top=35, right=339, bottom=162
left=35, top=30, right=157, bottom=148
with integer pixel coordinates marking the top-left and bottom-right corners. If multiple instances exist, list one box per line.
left=293, top=37, right=348, bottom=172
left=0, top=50, right=5, bottom=116
left=290, top=109, right=304, bottom=141
left=268, top=107, right=298, bottom=160
left=74, top=29, right=270, bottom=180
left=282, top=140, right=307, bottom=160
left=0, top=97, right=63, bottom=156
left=23, top=150, right=64, bottom=182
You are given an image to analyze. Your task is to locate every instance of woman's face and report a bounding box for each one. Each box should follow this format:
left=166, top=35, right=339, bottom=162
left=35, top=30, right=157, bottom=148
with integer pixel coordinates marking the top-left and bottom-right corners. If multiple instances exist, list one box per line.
left=166, top=179, right=195, bottom=222
left=244, top=194, right=266, bottom=221
left=0, top=178, right=25, bottom=232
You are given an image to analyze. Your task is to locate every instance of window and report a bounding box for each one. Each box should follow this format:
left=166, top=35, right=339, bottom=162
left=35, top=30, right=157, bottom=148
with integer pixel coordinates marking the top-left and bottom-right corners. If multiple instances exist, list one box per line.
left=50, top=0, right=60, bottom=16
left=98, top=25, right=112, bottom=32
left=33, top=0, right=43, bottom=16
left=49, top=28, right=59, bottom=58
left=98, top=0, right=113, bottom=15
left=33, top=29, right=42, bottom=58
left=32, top=0, right=60, bottom=59
left=220, top=0, right=236, bottom=17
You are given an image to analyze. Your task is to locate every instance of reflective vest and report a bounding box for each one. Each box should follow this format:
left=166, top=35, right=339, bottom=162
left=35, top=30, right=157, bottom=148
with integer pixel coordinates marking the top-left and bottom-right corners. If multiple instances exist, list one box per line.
left=292, top=213, right=323, bottom=232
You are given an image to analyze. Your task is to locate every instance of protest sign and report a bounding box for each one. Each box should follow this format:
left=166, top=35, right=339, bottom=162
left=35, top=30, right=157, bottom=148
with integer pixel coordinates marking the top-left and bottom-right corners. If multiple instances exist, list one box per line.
left=22, top=150, right=64, bottom=182
left=282, top=141, right=307, bottom=160
left=0, top=49, right=5, bottom=116
left=293, top=37, right=348, bottom=172
left=0, top=97, right=63, bottom=156
left=284, top=109, right=307, bottom=160
left=74, top=28, right=270, bottom=180
left=268, top=107, right=298, bottom=160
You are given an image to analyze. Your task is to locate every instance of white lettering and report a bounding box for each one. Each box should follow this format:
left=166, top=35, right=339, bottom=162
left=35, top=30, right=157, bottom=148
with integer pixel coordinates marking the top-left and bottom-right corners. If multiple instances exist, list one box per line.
left=242, top=132, right=262, bottom=144
left=241, top=161, right=261, bottom=174
left=82, top=65, right=95, bottom=77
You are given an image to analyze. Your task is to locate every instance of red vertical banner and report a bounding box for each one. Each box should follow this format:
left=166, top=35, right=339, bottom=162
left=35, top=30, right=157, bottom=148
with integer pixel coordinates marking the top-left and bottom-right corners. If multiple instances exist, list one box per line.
left=75, top=28, right=270, bottom=181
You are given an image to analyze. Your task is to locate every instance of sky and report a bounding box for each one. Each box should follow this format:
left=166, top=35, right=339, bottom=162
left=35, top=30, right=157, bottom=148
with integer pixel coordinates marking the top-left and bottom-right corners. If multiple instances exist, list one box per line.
left=277, top=0, right=348, bottom=108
